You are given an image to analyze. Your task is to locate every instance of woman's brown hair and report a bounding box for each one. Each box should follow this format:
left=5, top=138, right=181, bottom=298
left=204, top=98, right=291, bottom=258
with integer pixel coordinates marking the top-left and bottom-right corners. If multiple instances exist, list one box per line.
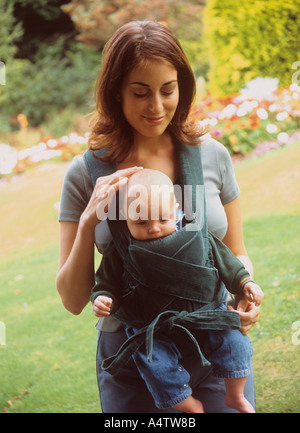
left=89, top=21, right=203, bottom=162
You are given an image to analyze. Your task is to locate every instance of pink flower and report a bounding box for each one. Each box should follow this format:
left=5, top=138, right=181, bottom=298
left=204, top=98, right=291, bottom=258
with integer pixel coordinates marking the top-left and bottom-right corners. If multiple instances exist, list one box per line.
left=212, top=129, right=222, bottom=137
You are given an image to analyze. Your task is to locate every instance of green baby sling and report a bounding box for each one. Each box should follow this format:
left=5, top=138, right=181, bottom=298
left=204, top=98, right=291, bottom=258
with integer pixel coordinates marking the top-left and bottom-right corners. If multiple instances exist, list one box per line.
left=83, top=139, right=241, bottom=376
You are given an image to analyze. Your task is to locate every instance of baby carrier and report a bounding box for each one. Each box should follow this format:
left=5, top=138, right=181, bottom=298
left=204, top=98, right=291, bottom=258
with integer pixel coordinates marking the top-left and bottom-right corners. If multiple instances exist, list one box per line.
left=84, top=139, right=241, bottom=375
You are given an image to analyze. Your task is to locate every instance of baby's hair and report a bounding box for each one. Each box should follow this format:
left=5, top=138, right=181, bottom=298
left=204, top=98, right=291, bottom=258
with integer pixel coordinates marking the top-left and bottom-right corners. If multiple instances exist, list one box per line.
left=125, top=169, right=176, bottom=221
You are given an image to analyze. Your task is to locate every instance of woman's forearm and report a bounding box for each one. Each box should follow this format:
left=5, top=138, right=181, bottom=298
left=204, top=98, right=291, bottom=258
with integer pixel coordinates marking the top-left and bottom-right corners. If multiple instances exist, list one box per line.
left=56, top=218, right=96, bottom=315
left=237, top=254, right=254, bottom=278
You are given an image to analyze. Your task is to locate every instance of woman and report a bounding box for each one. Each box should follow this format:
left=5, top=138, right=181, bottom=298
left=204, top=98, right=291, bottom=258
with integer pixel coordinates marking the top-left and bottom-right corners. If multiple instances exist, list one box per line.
left=56, top=21, right=260, bottom=413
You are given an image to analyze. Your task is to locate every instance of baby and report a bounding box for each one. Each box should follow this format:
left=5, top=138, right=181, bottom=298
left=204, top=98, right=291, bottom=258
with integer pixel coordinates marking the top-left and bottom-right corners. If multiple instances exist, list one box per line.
left=92, top=169, right=263, bottom=413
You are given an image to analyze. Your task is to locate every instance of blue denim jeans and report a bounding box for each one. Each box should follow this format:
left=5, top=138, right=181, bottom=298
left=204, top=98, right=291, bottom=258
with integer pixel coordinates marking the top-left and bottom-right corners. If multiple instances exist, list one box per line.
left=96, top=327, right=256, bottom=413
left=202, top=304, right=254, bottom=379
left=126, top=327, right=192, bottom=409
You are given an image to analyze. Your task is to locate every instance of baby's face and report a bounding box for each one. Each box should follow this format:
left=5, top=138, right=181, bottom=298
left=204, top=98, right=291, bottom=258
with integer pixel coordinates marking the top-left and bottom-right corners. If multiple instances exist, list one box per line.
left=127, top=197, right=177, bottom=241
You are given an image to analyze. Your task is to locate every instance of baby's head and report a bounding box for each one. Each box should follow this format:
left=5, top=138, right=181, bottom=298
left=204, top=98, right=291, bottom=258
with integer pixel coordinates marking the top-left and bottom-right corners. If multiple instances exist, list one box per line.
left=125, top=169, right=178, bottom=241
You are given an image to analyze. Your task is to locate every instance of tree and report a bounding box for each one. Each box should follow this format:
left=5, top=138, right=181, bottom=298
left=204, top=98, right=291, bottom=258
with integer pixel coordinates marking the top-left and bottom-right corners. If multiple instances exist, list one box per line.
left=62, top=0, right=208, bottom=76
left=0, top=1, right=28, bottom=116
left=62, top=0, right=169, bottom=49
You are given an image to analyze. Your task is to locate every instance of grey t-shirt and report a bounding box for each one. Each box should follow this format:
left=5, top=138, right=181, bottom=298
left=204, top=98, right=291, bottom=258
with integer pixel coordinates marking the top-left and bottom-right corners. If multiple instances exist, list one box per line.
left=58, top=135, right=240, bottom=330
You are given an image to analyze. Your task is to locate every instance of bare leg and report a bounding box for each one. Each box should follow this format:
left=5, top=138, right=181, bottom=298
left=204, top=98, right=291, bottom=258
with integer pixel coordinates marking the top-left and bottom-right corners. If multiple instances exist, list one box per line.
left=173, top=395, right=204, bottom=413
left=225, top=377, right=255, bottom=413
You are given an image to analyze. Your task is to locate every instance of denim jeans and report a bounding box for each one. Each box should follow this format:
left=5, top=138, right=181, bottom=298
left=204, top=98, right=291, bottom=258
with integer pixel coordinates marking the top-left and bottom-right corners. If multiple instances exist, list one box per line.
left=126, top=327, right=192, bottom=409
left=96, top=327, right=256, bottom=413
left=202, top=304, right=254, bottom=379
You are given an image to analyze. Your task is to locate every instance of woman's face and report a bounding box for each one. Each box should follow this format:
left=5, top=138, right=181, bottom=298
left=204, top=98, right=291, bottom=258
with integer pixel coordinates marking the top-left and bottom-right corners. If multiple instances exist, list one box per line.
left=121, top=60, right=179, bottom=140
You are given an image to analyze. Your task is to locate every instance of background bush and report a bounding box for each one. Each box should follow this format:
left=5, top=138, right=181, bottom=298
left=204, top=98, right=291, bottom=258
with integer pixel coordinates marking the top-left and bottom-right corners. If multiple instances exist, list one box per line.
left=0, top=0, right=100, bottom=133
left=203, top=0, right=300, bottom=96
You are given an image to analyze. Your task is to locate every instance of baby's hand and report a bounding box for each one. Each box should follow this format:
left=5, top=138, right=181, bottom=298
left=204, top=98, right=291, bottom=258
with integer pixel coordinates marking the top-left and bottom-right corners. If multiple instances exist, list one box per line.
left=93, top=295, right=113, bottom=318
left=243, top=281, right=264, bottom=306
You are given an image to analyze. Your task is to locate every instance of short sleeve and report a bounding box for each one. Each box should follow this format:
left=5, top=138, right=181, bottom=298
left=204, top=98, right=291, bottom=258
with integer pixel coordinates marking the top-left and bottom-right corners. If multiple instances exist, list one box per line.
left=201, top=137, right=240, bottom=240
left=215, top=141, right=240, bottom=205
left=58, top=155, right=93, bottom=222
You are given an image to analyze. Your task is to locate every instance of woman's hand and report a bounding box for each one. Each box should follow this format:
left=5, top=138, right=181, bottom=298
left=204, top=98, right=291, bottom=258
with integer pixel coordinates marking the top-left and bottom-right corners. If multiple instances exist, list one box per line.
left=80, top=166, right=143, bottom=228
left=228, top=293, right=261, bottom=336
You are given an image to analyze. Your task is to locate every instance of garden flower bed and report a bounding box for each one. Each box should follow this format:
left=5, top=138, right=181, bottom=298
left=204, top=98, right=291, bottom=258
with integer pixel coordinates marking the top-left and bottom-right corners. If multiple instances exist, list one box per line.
left=1, top=79, right=300, bottom=177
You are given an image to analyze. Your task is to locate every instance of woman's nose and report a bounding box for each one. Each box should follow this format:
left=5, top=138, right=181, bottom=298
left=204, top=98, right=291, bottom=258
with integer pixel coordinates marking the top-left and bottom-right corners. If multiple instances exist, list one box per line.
left=148, top=94, right=163, bottom=114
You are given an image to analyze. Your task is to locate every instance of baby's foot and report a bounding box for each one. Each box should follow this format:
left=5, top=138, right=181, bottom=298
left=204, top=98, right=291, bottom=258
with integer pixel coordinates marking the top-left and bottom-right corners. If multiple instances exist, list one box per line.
left=225, top=395, right=255, bottom=413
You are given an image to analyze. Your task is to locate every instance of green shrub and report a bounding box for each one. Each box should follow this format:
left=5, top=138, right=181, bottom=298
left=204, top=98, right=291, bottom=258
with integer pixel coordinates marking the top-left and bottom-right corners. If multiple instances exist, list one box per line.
left=3, top=39, right=100, bottom=127
left=203, top=0, right=300, bottom=96
left=0, top=1, right=29, bottom=113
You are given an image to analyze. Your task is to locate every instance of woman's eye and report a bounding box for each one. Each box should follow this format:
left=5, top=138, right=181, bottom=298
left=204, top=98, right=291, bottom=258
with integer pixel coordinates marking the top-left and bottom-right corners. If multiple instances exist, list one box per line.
left=162, top=90, right=173, bottom=96
left=134, top=92, right=148, bottom=98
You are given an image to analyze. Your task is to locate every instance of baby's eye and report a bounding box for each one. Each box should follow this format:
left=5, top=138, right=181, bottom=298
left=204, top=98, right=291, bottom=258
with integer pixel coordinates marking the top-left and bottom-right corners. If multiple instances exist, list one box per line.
left=137, top=221, right=147, bottom=225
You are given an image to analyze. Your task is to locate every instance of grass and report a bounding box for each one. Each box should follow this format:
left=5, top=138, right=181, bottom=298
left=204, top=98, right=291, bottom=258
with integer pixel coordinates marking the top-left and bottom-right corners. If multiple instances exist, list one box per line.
left=0, top=141, right=300, bottom=413
left=234, top=142, right=300, bottom=413
left=0, top=163, right=100, bottom=413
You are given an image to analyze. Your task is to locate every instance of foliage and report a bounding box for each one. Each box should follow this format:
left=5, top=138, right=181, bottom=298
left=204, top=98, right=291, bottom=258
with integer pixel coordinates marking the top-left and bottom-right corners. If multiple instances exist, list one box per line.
left=203, top=0, right=300, bottom=96
left=1, top=37, right=100, bottom=127
left=168, top=0, right=208, bottom=79
left=13, top=0, right=70, bottom=20
left=62, top=0, right=207, bottom=52
left=0, top=1, right=29, bottom=108
left=0, top=1, right=23, bottom=60
left=62, top=0, right=169, bottom=48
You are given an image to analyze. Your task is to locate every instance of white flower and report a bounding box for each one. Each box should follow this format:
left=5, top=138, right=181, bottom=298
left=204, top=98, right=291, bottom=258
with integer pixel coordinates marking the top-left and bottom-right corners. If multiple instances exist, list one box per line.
left=277, top=132, right=289, bottom=143
left=257, top=108, right=268, bottom=119
left=269, top=103, right=282, bottom=112
left=240, top=77, right=279, bottom=101
left=199, top=117, right=218, bottom=127
left=289, top=83, right=300, bottom=93
left=0, top=144, right=18, bottom=174
left=69, top=132, right=79, bottom=144
left=47, top=139, right=58, bottom=148
left=266, top=124, right=278, bottom=134
left=29, top=149, right=62, bottom=163
left=236, top=100, right=258, bottom=117
left=276, top=111, right=289, bottom=121
left=218, top=104, right=237, bottom=120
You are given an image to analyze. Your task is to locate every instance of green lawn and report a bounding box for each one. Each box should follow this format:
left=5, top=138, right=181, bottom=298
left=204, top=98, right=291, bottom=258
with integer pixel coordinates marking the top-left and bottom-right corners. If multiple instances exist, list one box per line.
left=234, top=142, right=300, bottom=413
left=1, top=142, right=300, bottom=413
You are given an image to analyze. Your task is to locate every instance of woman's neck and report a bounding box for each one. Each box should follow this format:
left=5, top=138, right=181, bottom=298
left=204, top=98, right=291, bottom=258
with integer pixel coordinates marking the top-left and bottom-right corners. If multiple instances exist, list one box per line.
left=118, top=132, right=177, bottom=182
left=133, top=132, right=173, bottom=157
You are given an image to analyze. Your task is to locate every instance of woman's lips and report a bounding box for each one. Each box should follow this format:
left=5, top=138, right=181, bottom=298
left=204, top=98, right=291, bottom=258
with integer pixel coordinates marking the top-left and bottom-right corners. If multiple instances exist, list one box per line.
left=143, top=116, right=165, bottom=125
